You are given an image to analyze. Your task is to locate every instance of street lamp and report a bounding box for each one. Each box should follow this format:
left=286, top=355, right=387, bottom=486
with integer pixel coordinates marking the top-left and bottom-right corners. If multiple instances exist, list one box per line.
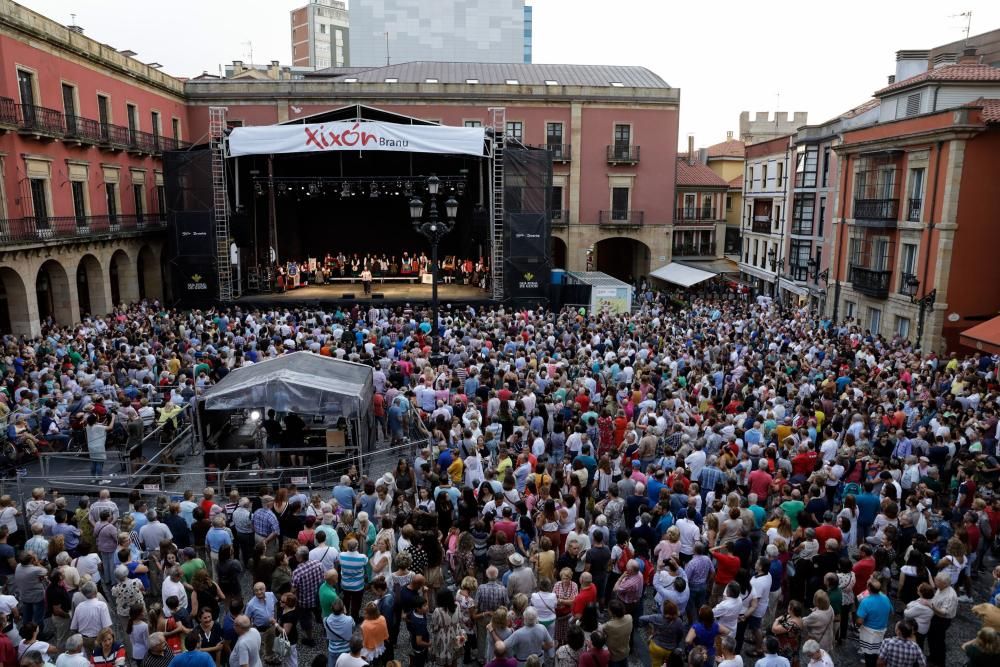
left=901, top=274, right=936, bottom=349
left=768, top=247, right=784, bottom=303
left=807, top=257, right=830, bottom=285
left=409, top=174, right=459, bottom=356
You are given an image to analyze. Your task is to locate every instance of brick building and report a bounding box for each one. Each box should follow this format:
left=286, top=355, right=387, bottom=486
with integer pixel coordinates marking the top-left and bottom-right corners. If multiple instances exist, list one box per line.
left=0, top=0, right=189, bottom=336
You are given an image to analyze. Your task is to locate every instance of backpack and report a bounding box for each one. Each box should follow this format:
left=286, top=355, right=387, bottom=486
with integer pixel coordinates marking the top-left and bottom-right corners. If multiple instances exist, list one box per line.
left=842, top=481, right=862, bottom=498
left=637, top=556, right=655, bottom=586
left=616, top=543, right=634, bottom=572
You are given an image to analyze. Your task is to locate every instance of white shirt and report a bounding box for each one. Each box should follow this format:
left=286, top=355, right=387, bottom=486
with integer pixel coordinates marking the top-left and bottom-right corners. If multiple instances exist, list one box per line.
left=713, top=595, right=742, bottom=632
left=676, top=518, right=700, bottom=555
left=69, top=598, right=113, bottom=637
left=806, top=650, right=834, bottom=667
left=309, top=544, right=340, bottom=570
left=161, top=577, right=188, bottom=615
left=749, top=573, right=772, bottom=618
left=819, top=439, right=839, bottom=463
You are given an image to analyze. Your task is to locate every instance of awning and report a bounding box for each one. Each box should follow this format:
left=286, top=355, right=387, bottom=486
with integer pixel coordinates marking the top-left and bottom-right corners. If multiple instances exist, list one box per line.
left=676, top=258, right=740, bottom=275
left=959, top=316, right=1000, bottom=355
left=778, top=278, right=809, bottom=297
left=650, top=262, right=716, bottom=288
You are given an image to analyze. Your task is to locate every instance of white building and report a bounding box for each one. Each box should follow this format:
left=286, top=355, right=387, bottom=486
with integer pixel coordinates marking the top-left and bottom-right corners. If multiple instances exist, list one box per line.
left=739, top=135, right=792, bottom=297
left=291, top=0, right=350, bottom=69
left=348, top=0, right=530, bottom=67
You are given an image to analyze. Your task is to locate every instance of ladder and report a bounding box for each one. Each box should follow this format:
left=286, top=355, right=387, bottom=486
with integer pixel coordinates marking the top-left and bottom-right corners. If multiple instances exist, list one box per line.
left=488, top=107, right=506, bottom=301
left=208, top=107, right=235, bottom=301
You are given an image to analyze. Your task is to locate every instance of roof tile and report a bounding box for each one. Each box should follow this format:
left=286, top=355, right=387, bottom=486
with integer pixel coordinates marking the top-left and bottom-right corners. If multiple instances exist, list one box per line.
left=676, top=158, right=730, bottom=188
left=705, top=138, right=745, bottom=158
left=875, top=63, right=1000, bottom=96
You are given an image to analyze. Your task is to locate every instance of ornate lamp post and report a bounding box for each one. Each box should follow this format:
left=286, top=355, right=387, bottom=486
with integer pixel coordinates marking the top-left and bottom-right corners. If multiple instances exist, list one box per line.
left=901, top=274, right=936, bottom=350
left=807, top=257, right=830, bottom=315
left=409, top=174, right=458, bottom=356
left=768, top=247, right=785, bottom=313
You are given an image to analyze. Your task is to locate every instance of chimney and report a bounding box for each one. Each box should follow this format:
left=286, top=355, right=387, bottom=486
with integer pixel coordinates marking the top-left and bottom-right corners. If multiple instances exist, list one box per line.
left=67, top=24, right=84, bottom=34
left=895, top=50, right=929, bottom=83
left=887, top=74, right=895, bottom=84
left=726, top=130, right=733, bottom=140
left=270, top=60, right=281, bottom=80
left=697, top=148, right=708, bottom=165
left=232, top=60, right=245, bottom=75
left=959, top=47, right=979, bottom=65
left=687, top=135, right=695, bottom=166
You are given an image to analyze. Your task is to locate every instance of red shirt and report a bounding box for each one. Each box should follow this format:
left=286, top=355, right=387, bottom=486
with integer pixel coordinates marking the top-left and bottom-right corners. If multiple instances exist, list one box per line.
left=792, top=452, right=818, bottom=477
left=572, top=583, right=598, bottom=617
left=200, top=499, right=216, bottom=517
left=373, top=393, right=386, bottom=417
left=713, top=551, right=740, bottom=585
left=852, top=556, right=876, bottom=596
left=575, top=394, right=591, bottom=413
left=814, top=525, right=843, bottom=553
left=0, top=634, right=14, bottom=667
left=748, top=470, right=773, bottom=499
left=492, top=519, right=517, bottom=544
left=579, top=648, right=610, bottom=667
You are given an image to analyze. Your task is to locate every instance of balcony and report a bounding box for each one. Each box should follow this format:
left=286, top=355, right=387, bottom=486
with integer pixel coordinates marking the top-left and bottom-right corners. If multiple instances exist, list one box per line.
left=907, top=198, right=922, bottom=222
left=787, top=264, right=809, bottom=281
left=673, top=244, right=716, bottom=258
left=751, top=220, right=774, bottom=234
left=0, top=96, right=189, bottom=153
left=15, top=103, right=65, bottom=138
left=0, top=214, right=165, bottom=246
left=550, top=209, right=569, bottom=227
left=853, top=198, right=899, bottom=228
left=531, top=144, right=572, bottom=162
left=849, top=265, right=892, bottom=299
left=898, top=272, right=917, bottom=296
left=607, top=145, right=640, bottom=164
left=674, top=207, right=718, bottom=223
left=599, top=210, right=644, bottom=226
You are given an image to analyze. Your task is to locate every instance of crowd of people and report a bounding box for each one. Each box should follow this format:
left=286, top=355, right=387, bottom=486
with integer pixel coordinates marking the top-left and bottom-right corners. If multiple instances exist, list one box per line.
left=0, top=290, right=999, bottom=667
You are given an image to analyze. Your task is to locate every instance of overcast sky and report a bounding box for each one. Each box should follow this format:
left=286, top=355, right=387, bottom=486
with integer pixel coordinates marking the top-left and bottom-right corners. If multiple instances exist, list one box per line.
left=20, top=0, right=1000, bottom=148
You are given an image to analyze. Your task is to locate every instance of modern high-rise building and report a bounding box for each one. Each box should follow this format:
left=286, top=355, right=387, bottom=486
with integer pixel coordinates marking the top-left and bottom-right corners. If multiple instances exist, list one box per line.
left=291, top=0, right=350, bottom=69
left=348, top=0, right=530, bottom=67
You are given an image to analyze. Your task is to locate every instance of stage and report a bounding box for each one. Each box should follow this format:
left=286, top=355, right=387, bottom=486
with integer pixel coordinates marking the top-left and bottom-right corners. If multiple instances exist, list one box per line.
left=236, top=281, right=491, bottom=306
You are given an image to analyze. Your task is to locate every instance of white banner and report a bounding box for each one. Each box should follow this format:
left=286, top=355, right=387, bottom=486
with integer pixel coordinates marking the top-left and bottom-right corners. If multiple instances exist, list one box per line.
left=228, top=121, right=486, bottom=158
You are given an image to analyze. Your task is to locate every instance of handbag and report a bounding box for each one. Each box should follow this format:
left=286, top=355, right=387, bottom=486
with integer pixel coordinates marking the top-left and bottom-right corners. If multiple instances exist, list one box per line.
left=273, top=630, right=292, bottom=660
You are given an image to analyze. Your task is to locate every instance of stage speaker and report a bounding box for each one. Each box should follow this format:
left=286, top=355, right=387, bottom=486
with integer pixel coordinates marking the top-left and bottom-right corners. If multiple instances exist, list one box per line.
left=342, top=293, right=355, bottom=299
left=372, top=293, right=385, bottom=299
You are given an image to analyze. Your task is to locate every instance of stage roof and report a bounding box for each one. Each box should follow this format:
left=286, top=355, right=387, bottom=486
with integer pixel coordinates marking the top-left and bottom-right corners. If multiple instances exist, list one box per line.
left=279, top=104, right=440, bottom=126
left=650, top=262, right=717, bottom=288
left=200, top=352, right=374, bottom=418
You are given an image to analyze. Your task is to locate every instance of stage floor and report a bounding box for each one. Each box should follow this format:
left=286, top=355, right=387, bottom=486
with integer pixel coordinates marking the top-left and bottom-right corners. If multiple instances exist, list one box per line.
left=237, top=282, right=491, bottom=305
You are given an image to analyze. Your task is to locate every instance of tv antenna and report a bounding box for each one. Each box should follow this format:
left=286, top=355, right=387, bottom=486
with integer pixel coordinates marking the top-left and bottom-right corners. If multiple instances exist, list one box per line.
left=242, top=40, right=254, bottom=64
left=775, top=91, right=781, bottom=133
left=950, top=11, right=972, bottom=45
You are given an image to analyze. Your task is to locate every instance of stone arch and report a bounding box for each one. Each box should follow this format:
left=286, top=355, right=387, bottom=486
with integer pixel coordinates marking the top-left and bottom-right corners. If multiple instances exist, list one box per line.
left=75, top=254, right=108, bottom=318
left=0, top=266, right=33, bottom=336
left=35, top=259, right=73, bottom=325
left=109, top=248, right=139, bottom=307
left=592, top=237, right=651, bottom=283
left=136, top=244, right=163, bottom=301
left=551, top=236, right=567, bottom=270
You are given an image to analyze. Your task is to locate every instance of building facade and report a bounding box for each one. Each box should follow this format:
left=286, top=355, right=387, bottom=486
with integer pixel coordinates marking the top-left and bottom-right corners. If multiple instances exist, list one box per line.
left=348, top=0, right=529, bottom=67
left=829, top=49, right=1000, bottom=351
left=0, top=0, right=186, bottom=336
left=739, top=111, right=808, bottom=145
left=701, top=132, right=745, bottom=257
left=184, top=61, right=679, bottom=283
left=738, top=136, right=791, bottom=296
left=290, top=0, right=350, bottom=69
left=672, top=154, right=728, bottom=262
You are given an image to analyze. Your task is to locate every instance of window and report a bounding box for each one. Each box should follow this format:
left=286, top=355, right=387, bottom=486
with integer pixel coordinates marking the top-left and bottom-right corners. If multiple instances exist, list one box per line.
left=384, top=78, right=398, bottom=83
left=818, top=197, right=826, bottom=237
left=126, top=103, right=138, bottom=144
left=854, top=156, right=898, bottom=203
left=171, top=118, right=181, bottom=144
left=610, top=81, right=624, bottom=87
left=902, top=92, right=921, bottom=118
left=98, top=95, right=111, bottom=140
left=62, top=84, right=77, bottom=133
left=505, top=79, right=519, bottom=85
left=550, top=185, right=564, bottom=220
left=156, top=185, right=166, bottom=216
left=225, top=120, right=244, bottom=129
left=319, top=23, right=326, bottom=33
left=868, top=307, right=882, bottom=335
left=150, top=111, right=161, bottom=147
left=774, top=205, right=781, bottom=231
left=133, top=184, right=145, bottom=222
left=792, top=194, right=815, bottom=235
left=505, top=121, right=523, bottom=141
left=907, top=167, right=925, bottom=221
left=822, top=147, right=831, bottom=187
left=544, top=80, right=558, bottom=86
left=872, top=237, right=890, bottom=271
left=106, top=183, right=119, bottom=223
left=463, top=120, right=482, bottom=128
left=900, top=243, right=917, bottom=275
left=465, top=79, right=479, bottom=84
left=743, top=239, right=749, bottom=263
left=895, top=316, right=911, bottom=339
left=29, top=178, right=48, bottom=220
left=726, top=195, right=733, bottom=212
left=546, top=122, right=563, bottom=149
left=611, top=187, right=629, bottom=219
left=845, top=300, right=856, bottom=319
left=17, top=69, right=35, bottom=105
left=776, top=161, right=784, bottom=187
left=613, top=124, right=631, bottom=155
left=71, top=181, right=87, bottom=226
left=795, top=145, right=819, bottom=188
left=753, top=239, right=759, bottom=266
left=425, top=78, right=439, bottom=83
left=762, top=164, right=768, bottom=188
left=789, top=239, right=812, bottom=279
left=701, top=194, right=713, bottom=218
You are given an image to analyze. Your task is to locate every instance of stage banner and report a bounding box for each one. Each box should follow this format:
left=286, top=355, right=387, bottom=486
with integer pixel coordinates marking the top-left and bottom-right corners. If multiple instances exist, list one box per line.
left=228, top=121, right=486, bottom=158
left=505, top=256, right=550, bottom=303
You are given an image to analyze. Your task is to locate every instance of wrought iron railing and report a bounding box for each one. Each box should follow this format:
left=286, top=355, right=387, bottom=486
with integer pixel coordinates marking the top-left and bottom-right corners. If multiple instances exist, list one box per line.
left=599, top=210, right=644, bottom=225
left=849, top=265, right=891, bottom=298
left=675, top=207, right=718, bottom=222
left=751, top=220, right=773, bottom=234
left=607, top=145, right=640, bottom=163
left=853, top=198, right=899, bottom=221
left=530, top=143, right=572, bottom=161
left=0, top=96, right=189, bottom=152
left=0, top=214, right=166, bottom=245
left=550, top=209, right=569, bottom=225
left=907, top=198, right=922, bottom=222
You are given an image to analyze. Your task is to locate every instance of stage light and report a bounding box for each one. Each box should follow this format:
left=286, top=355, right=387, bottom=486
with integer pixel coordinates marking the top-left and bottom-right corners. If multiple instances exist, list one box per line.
left=403, top=181, right=413, bottom=197
left=341, top=182, right=352, bottom=197
left=370, top=182, right=380, bottom=198
left=250, top=410, right=261, bottom=422
left=456, top=181, right=466, bottom=196
left=277, top=183, right=288, bottom=193
left=254, top=182, right=264, bottom=196
left=308, top=182, right=319, bottom=195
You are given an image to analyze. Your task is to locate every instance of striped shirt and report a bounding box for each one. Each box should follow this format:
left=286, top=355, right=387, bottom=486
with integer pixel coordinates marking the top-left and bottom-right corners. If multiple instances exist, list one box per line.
left=339, top=551, right=368, bottom=592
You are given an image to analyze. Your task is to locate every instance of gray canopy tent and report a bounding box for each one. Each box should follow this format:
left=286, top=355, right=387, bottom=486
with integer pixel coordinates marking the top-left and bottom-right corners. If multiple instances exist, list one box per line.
left=196, top=352, right=375, bottom=475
